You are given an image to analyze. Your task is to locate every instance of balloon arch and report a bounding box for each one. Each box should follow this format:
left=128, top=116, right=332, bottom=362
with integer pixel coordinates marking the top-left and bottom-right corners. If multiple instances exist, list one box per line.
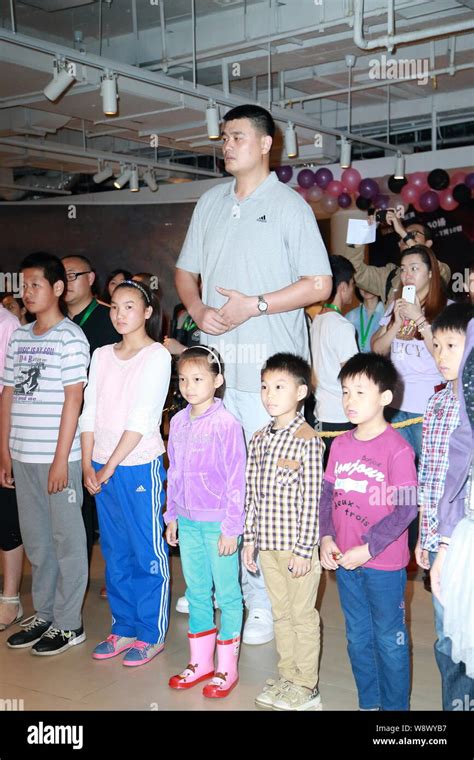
left=273, top=165, right=474, bottom=214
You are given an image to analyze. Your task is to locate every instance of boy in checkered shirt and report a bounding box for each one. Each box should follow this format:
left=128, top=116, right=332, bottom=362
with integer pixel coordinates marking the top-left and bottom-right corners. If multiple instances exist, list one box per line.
left=416, top=302, right=473, bottom=710
left=243, top=353, right=324, bottom=711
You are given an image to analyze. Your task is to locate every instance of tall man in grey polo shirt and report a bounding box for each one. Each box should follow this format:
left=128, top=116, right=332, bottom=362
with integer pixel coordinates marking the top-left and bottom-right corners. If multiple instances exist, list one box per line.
left=176, top=104, right=332, bottom=645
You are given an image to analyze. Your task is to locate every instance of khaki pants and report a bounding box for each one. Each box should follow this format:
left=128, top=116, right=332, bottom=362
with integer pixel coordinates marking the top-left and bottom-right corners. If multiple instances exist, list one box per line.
left=259, top=549, right=321, bottom=689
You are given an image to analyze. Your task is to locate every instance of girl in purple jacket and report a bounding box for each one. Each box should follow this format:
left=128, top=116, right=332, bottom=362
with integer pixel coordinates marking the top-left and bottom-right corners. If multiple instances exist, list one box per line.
left=165, top=346, right=246, bottom=698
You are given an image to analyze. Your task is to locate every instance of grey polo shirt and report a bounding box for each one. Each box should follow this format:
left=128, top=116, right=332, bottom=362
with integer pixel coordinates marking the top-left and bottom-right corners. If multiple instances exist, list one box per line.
left=177, top=171, right=331, bottom=393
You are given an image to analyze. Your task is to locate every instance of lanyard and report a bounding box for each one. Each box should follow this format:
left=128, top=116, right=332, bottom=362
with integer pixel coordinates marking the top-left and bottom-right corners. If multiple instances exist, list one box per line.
left=322, top=303, right=342, bottom=315
left=182, top=314, right=197, bottom=332
left=359, top=305, right=375, bottom=349
left=78, top=299, right=99, bottom=327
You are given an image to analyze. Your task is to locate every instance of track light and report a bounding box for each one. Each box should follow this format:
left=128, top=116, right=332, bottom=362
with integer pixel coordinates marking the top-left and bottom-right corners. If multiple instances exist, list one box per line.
left=340, top=137, right=351, bottom=168
left=394, top=151, right=405, bottom=180
left=43, top=59, right=76, bottom=102
left=114, top=167, right=132, bottom=189
left=206, top=100, right=220, bottom=140
left=129, top=166, right=139, bottom=192
left=285, top=122, right=298, bottom=158
left=143, top=170, right=158, bottom=192
left=93, top=163, right=114, bottom=184
left=101, top=71, right=118, bottom=116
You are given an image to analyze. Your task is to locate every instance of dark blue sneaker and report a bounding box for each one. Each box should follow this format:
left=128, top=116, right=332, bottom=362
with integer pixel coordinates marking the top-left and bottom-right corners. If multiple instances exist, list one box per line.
left=7, top=616, right=52, bottom=649
left=31, top=626, right=86, bottom=656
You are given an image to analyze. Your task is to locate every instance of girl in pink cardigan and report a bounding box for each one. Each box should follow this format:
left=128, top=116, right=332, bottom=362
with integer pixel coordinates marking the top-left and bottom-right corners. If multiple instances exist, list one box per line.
left=80, top=280, right=171, bottom=667
left=165, top=346, right=246, bottom=698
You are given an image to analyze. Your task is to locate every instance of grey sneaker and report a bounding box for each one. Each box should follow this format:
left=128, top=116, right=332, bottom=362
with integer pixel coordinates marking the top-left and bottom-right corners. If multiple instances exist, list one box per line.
left=255, top=677, right=292, bottom=708
left=272, top=683, right=322, bottom=711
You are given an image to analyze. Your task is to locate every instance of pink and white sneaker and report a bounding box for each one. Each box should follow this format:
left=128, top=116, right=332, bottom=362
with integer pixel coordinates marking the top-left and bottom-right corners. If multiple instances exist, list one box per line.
left=122, top=640, right=165, bottom=667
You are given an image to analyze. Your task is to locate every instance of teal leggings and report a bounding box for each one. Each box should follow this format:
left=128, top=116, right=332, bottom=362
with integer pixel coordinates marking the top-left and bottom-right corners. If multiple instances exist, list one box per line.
left=178, top=516, right=243, bottom=640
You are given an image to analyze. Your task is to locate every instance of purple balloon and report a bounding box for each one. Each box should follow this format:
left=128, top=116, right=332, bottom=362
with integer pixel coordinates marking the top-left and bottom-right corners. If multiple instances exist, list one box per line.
left=358, top=178, right=379, bottom=199
left=297, top=168, right=316, bottom=189
left=338, top=192, right=352, bottom=208
left=314, top=167, right=333, bottom=189
left=419, top=190, right=440, bottom=212
left=464, top=172, right=474, bottom=191
left=374, top=194, right=390, bottom=210
left=275, top=165, right=293, bottom=183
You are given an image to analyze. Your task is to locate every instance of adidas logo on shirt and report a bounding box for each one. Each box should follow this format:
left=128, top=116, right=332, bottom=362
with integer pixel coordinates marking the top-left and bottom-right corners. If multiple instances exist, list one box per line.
left=256, top=214, right=267, bottom=223
left=135, top=485, right=146, bottom=493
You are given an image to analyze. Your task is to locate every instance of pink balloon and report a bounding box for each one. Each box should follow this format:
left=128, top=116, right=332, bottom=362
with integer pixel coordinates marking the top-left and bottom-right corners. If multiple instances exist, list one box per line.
left=306, top=185, right=323, bottom=202
left=320, top=194, right=338, bottom=214
left=409, top=172, right=428, bottom=191
left=294, top=186, right=308, bottom=200
left=326, top=180, right=344, bottom=197
left=341, top=168, right=361, bottom=192
left=439, top=188, right=459, bottom=212
left=450, top=171, right=466, bottom=188
left=400, top=183, right=420, bottom=205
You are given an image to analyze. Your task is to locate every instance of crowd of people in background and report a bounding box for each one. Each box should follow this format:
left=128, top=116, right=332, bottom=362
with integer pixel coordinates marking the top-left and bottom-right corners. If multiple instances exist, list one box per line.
left=0, top=104, right=473, bottom=713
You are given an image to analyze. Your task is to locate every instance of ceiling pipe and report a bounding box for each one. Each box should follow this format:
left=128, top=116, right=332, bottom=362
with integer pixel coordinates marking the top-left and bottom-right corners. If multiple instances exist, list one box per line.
left=353, top=0, right=474, bottom=52
left=9, top=0, right=16, bottom=34
left=159, top=0, right=168, bottom=73
left=282, top=62, right=474, bottom=106
left=0, top=29, right=404, bottom=154
left=0, top=182, right=71, bottom=195
left=0, top=138, right=222, bottom=178
left=144, top=1, right=417, bottom=71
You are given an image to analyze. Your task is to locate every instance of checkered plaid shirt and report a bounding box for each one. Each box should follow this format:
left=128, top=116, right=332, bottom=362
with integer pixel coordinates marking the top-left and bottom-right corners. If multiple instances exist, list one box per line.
left=419, top=383, right=460, bottom=551
left=244, top=413, right=325, bottom=559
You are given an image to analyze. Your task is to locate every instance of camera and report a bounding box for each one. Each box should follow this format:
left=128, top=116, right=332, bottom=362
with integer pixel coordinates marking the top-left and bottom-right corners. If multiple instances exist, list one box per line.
left=375, top=209, right=388, bottom=223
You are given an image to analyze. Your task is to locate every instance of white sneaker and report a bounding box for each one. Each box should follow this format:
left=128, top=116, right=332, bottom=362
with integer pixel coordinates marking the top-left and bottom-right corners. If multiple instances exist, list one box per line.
left=175, top=595, right=219, bottom=614
left=272, top=683, right=322, bottom=711
left=242, top=608, right=274, bottom=645
left=175, top=596, right=189, bottom=614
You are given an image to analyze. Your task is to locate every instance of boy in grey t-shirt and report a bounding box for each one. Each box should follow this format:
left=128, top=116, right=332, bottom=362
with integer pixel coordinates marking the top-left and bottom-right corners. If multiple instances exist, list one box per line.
left=0, top=253, right=90, bottom=656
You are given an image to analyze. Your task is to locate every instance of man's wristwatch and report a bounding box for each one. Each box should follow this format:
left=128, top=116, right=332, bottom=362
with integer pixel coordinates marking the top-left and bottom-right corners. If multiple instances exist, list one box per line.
left=257, top=295, right=269, bottom=314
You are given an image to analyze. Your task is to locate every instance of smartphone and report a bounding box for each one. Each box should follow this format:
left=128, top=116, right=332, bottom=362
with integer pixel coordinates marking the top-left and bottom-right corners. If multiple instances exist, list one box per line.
left=402, top=285, right=416, bottom=304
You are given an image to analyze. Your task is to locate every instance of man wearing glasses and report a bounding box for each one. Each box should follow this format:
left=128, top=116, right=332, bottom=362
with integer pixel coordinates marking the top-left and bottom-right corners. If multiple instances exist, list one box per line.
left=61, top=256, right=119, bottom=356
left=62, top=256, right=119, bottom=575
left=344, top=212, right=451, bottom=306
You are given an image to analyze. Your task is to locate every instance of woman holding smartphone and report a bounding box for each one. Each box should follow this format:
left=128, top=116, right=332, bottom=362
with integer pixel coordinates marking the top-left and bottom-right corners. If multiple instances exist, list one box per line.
left=372, top=245, right=448, bottom=459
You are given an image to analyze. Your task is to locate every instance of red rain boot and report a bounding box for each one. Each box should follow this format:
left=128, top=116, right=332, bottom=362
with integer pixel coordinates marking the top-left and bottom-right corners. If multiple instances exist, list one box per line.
left=169, top=628, right=217, bottom=690
left=202, top=635, right=240, bottom=699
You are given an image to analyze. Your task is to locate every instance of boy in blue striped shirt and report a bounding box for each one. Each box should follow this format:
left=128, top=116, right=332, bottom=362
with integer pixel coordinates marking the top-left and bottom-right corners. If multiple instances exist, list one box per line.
left=0, top=252, right=90, bottom=656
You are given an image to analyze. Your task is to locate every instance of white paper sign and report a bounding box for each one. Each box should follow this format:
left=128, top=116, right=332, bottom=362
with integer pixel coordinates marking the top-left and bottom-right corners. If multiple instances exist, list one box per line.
left=346, top=219, right=376, bottom=245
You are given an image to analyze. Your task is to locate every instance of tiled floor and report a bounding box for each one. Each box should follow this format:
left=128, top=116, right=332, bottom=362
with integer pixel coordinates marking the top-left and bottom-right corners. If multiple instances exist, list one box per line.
left=0, top=547, right=441, bottom=711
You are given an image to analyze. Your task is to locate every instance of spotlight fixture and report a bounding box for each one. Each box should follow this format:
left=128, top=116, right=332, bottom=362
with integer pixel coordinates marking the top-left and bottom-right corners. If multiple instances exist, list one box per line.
left=143, top=169, right=158, bottom=192
left=114, top=167, right=132, bottom=189
left=43, top=58, right=76, bottom=102
left=284, top=121, right=298, bottom=158
left=101, top=71, right=118, bottom=116
left=93, top=163, right=114, bottom=184
left=394, top=151, right=405, bottom=180
left=206, top=100, right=220, bottom=140
left=340, top=137, right=351, bottom=169
left=129, top=166, right=139, bottom=192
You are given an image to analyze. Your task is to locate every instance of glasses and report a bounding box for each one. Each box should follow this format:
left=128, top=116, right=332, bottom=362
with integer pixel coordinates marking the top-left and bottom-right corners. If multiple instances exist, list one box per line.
left=66, top=270, right=91, bottom=282
left=399, top=231, right=425, bottom=246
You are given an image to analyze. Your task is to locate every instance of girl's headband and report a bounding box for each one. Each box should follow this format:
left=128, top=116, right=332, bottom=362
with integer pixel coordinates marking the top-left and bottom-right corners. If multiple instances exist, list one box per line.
left=182, top=345, right=222, bottom=374
left=119, top=279, right=151, bottom=306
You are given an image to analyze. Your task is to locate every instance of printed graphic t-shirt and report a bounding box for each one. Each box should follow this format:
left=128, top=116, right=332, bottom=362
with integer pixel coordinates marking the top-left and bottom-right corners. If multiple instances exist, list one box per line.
left=325, top=425, right=417, bottom=570
left=2, top=319, right=90, bottom=463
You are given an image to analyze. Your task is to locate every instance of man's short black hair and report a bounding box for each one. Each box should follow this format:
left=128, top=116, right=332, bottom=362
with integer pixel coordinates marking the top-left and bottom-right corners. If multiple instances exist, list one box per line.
left=223, top=104, right=275, bottom=139
left=402, top=218, right=433, bottom=242
left=328, top=254, right=355, bottom=302
left=338, top=352, right=399, bottom=394
left=432, top=302, right=474, bottom=335
left=261, top=352, right=312, bottom=397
